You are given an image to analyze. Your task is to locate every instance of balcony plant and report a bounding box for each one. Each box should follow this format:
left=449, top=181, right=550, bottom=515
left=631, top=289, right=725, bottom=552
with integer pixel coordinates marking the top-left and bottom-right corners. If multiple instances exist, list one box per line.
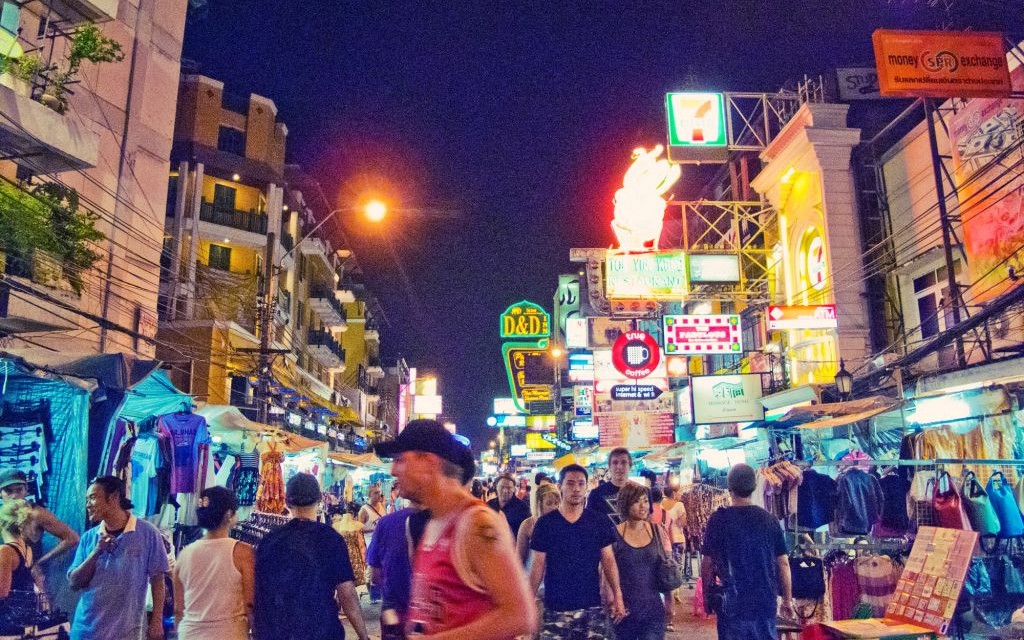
left=0, top=180, right=104, bottom=293
left=0, top=54, right=42, bottom=97
left=40, top=24, right=124, bottom=113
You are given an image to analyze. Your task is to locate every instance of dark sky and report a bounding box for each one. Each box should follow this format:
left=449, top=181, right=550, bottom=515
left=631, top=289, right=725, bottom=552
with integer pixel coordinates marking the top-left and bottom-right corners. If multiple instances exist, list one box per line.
left=183, top=1, right=1023, bottom=449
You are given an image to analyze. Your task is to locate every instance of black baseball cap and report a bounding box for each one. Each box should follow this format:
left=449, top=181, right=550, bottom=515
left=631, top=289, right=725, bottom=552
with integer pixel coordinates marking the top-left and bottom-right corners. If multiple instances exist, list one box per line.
left=0, top=470, right=27, bottom=491
left=376, top=419, right=475, bottom=482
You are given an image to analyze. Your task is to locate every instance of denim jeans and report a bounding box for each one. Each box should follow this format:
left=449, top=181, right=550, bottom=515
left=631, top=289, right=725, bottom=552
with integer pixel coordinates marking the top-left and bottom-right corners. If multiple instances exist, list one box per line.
left=716, top=614, right=778, bottom=640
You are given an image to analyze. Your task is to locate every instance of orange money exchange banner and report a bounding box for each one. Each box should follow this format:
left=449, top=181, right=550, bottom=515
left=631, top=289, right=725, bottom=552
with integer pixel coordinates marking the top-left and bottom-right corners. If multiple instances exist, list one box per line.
left=872, top=29, right=1011, bottom=98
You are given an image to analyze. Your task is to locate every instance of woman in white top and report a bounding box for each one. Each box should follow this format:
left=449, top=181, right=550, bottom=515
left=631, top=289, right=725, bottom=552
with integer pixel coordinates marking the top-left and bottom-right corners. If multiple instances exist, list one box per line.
left=358, top=484, right=386, bottom=602
left=173, top=486, right=255, bottom=640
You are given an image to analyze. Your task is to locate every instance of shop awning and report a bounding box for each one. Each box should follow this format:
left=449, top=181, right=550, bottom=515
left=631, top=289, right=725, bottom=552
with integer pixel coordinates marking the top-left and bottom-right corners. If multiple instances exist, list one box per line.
left=641, top=442, right=691, bottom=463
left=197, top=404, right=327, bottom=454
left=786, top=396, right=899, bottom=430
left=328, top=451, right=390, bottom=471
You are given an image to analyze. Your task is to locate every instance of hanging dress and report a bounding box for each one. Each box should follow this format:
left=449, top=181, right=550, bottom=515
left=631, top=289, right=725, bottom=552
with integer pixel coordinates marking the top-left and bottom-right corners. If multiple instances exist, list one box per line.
left=255, top=445, right=285, bottom=514
left=235, top=450, right=260, bottom=506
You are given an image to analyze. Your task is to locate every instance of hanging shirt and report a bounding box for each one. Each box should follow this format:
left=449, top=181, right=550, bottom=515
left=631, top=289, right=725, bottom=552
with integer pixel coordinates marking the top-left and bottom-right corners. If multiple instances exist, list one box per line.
left=836, top=469, right=884, bottom=535
left=797, top=469, right=837, bottom=530
left=130, top=436, right=160, bottom=517
left=159, top=413, right=212, bottom=494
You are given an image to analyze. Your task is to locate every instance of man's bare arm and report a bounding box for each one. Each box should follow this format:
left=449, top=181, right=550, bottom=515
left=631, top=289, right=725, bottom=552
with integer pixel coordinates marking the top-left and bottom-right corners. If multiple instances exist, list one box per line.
left=427, top=509, right=537, bottom=640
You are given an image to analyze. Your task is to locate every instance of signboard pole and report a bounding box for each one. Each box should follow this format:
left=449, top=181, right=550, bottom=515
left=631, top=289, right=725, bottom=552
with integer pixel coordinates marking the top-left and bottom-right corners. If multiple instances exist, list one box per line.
left=925, top=98, right=966, bottom=368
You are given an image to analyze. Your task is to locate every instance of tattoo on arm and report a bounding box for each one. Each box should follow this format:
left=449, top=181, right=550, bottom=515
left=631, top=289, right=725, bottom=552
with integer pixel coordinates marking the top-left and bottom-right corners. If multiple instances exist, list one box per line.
left=476, top=523, right=501, bottom=545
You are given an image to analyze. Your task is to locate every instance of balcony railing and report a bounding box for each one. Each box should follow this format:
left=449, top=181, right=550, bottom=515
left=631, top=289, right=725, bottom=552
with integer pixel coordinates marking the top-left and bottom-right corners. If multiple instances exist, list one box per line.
left=199, top=202, right=268, bottom=235
left=280, top=233, right=294, bottom=252
left=307, top=328, right=346, bottom=363
left=308, top=286, right=347, bottom=321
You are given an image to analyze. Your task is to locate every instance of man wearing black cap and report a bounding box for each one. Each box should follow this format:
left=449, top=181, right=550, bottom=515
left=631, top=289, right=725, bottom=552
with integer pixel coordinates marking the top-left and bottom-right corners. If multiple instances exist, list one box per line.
left=701, top=463, right=793, bottom=640
left=377, top=419, right=536, bottom=639
left=252, top=472, right=369, bottom=640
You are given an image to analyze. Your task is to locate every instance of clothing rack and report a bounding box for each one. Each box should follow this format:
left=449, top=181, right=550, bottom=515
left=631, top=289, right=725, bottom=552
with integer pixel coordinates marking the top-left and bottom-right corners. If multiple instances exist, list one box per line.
left=809, top=458, right=1023, bottom=467
left=802, top=542, right=910, bottom=553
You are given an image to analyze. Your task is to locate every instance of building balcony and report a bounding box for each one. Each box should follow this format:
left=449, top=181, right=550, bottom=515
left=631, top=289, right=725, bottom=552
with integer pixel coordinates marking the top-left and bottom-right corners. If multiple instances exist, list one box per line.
left=364, top=319, right=380, bottom=342
left=366, top=355, right=384, bottom=376
left=40, top=0, right=118, bottom=23
left=299, top=237, right=333, bottom=272
left=0, top=81, right=99, bottom=174
left=199, top=201, right=268, bottom=236
left=307, top=328, right=346, bottom=370
left=308, top=286, right=347, bottom=330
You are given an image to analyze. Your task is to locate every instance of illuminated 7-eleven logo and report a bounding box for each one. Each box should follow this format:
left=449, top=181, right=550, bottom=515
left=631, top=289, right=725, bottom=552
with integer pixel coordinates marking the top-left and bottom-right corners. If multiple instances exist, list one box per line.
left=666, top=92, right=727, bottom=147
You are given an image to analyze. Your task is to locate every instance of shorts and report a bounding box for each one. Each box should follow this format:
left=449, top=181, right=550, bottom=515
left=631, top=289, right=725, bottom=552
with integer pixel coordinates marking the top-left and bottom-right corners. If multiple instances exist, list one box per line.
left=540, top=606, right=608, bottom=640
left=716, top=614, right=777, bottom=640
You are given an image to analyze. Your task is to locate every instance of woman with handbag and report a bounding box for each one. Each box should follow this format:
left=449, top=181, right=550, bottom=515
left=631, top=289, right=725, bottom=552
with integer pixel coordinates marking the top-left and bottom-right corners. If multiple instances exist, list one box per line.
left=610, top=481, right=673, bottom=640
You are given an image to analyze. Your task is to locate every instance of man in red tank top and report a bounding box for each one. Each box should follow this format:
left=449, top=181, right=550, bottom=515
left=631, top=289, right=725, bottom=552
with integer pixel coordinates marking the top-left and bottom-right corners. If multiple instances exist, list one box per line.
left=376, top=420, right=537, bottom=640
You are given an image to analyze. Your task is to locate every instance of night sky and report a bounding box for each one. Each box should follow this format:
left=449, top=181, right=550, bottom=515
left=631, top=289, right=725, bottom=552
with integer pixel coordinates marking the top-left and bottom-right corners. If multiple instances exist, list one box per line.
left=183, top=1, right=1023, bottom=450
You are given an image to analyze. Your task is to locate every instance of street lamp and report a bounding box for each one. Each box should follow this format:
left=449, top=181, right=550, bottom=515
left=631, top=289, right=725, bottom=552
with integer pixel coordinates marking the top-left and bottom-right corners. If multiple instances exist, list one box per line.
left=835, top=358, right=853, bottom=400
left=364, top=199, right=388, bottom=222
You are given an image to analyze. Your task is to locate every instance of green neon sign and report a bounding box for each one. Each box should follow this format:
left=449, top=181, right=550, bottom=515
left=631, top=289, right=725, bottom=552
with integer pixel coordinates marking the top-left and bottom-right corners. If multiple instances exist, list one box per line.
left=666, top=92, right=727, bottom=147
left=500, top=300, right=551, bottom=340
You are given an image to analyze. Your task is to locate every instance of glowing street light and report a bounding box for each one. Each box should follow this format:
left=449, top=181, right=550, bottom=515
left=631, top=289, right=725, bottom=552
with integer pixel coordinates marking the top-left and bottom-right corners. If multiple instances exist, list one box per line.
left=365, top=199, right=388, bottom=222
left=550, top=347, right=563, bottom=359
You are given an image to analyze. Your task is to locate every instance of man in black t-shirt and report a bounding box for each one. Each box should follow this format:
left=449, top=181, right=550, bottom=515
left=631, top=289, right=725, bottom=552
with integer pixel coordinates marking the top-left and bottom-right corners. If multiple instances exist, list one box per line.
left=701, top=463, right=794, bottom=640
left=529, top=464, right=625, bottom=639
left=487, top=473, right=532, bottom=538
left=586, top=447, right=632, bottom=522
left=253, top=473, right=369, bottom=640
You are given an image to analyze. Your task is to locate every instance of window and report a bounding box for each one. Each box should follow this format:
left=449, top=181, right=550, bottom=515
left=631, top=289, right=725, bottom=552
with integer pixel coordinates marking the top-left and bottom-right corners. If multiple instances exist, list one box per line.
left=208, top=244, right=232, bottom=271
left=213, top=183, right=236, bottom=211
left=217, top=126, right=246, bottom=156
left=912, top=261, right=961, bottom=340
left=0, top=2, right=19, bottom=37
left=166, top=175, right=178, bottom=218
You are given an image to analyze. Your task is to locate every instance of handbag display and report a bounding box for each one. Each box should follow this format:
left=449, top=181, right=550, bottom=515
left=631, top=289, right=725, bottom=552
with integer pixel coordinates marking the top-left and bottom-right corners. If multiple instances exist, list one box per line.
left=962, top=471, right=1001, bottom=536
left=651, top=522, right=685, bottom=592
left=790, top=554, right=827, bottom=600
left=932, top=471, right=972, bottom=530
left=988, top=472, right=1024, bottom=537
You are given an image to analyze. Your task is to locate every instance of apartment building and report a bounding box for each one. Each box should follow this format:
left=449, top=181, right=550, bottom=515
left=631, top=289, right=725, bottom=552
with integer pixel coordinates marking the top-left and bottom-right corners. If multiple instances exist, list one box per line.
left=0, top=0, right=187, bottom=356
left=157, top=74, right=390, bottom=449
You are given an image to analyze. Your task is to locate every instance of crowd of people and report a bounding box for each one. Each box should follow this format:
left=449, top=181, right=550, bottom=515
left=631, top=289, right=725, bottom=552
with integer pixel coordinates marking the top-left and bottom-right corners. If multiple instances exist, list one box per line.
left=0, top=419, right=795, bottom=639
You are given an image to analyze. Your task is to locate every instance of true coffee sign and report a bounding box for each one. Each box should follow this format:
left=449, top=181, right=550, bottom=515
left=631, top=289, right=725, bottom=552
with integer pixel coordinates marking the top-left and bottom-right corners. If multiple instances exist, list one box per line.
left=611, top=331, right=661, bottom=379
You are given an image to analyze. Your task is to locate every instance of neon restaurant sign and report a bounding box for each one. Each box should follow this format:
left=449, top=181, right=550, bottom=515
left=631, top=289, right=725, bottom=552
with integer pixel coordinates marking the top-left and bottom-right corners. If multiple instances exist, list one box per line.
left=500, top=300, right=551, bottom=339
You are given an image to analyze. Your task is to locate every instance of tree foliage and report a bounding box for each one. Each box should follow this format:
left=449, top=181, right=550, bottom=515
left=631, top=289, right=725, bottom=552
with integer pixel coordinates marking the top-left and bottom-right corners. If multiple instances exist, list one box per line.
left=0, top=180, right=105, bottom=293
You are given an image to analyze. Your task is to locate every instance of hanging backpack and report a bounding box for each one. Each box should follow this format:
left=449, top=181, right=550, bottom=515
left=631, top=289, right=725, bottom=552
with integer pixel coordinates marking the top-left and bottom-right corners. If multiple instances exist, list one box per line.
left=988, top=472, right=1024, bottom=537
left=962, top=471, right=1001, bottom=536
left=932, top=471, right=971, bottom=530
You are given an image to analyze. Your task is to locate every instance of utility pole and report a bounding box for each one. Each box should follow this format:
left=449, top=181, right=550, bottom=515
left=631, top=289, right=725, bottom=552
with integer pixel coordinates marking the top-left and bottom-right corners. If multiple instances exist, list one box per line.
left=256, top=230, right=276, bottom=425
left=924, top=98, right=967, bottom=368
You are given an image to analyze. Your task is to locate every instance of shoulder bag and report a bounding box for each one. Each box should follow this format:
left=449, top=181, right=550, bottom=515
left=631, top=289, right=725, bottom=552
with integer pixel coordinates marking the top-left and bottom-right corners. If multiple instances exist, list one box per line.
left=651, top=522, right=685, bottom=592
left=790, top=553, right=826, bottom=600
left=989, top=472, right=1024, bottom=537
left=962, top=471, right=1001, bottom=536
left=933, top=471, right=971, bottom=530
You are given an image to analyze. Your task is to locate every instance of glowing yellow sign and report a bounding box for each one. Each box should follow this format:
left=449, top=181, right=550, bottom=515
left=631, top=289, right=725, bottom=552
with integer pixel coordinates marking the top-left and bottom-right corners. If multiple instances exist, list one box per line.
left=611, top=145, right=681, bottom=252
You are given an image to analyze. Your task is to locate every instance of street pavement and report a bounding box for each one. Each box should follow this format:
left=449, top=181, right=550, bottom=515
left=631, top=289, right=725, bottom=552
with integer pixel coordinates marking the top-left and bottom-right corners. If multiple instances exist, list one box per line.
left=347, top=587, right=720, bottom=639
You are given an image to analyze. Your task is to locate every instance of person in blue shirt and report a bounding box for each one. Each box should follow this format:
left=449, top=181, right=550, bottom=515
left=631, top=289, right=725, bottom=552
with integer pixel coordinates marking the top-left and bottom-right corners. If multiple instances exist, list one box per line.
left=366, top=495, right=420, bottom=634
left=68, top=476, right=169, bottom=640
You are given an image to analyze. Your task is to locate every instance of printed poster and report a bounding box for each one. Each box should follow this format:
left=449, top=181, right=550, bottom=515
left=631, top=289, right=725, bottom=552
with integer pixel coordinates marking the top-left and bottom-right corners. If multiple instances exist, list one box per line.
left=950, top=64, right=1024, bottom=302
